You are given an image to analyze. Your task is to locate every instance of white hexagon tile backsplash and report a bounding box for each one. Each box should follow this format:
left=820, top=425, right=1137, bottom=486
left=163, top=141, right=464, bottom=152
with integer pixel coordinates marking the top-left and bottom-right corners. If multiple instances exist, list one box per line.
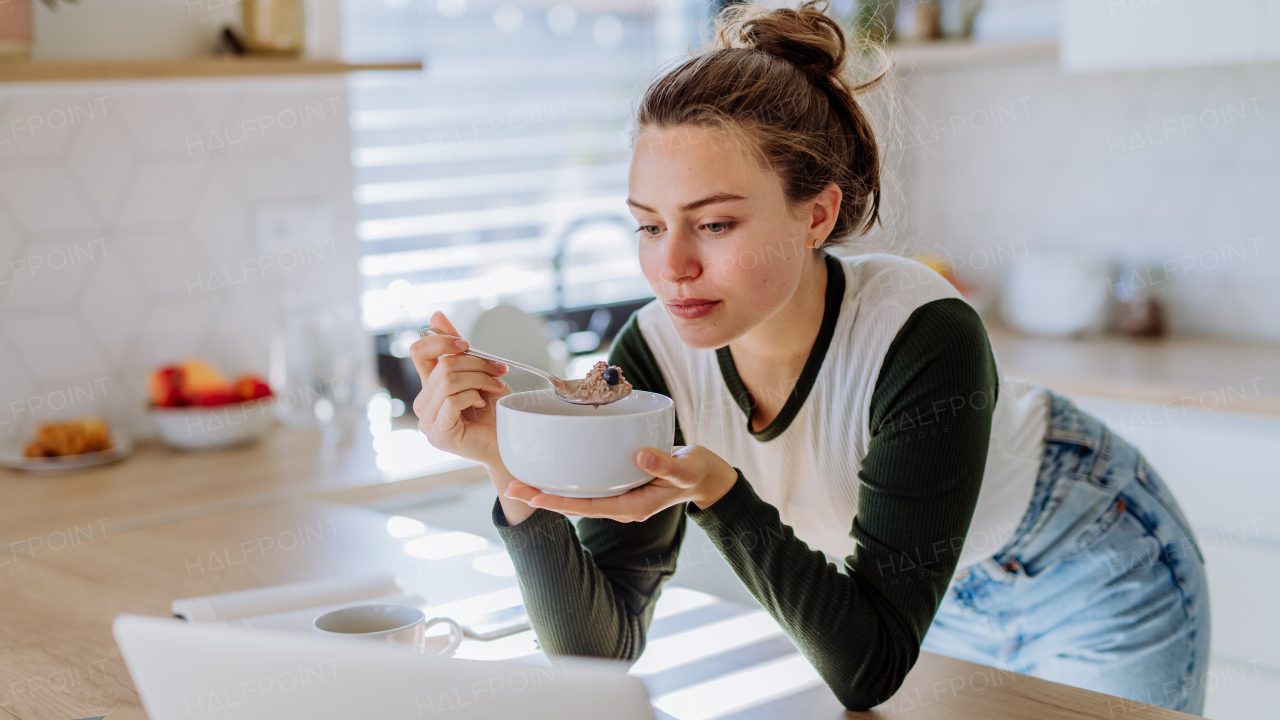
left=0, top=76, right=373, bottom=446
left=898, top=60, right=1280, bottom=343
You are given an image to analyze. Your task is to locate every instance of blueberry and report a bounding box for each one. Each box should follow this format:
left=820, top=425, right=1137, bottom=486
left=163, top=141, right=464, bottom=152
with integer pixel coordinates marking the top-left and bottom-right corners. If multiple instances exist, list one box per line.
left=603, top=367, right=620, bottom=386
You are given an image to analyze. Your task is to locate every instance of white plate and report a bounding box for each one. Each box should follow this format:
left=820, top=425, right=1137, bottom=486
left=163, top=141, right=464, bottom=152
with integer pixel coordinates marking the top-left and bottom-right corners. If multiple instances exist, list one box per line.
left=0, top=436, right=134, bottom=472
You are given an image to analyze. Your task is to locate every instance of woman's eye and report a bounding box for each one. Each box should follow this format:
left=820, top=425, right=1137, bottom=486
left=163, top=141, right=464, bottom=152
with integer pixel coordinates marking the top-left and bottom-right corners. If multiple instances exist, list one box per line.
left=635, top=225, right=662, bottom=238
left=702, top=222, right=733, bottom=235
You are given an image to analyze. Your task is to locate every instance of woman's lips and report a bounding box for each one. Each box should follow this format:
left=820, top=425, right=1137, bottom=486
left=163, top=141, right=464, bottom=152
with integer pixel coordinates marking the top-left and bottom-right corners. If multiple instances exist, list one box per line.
left=667, top=299, right=720, bottom=319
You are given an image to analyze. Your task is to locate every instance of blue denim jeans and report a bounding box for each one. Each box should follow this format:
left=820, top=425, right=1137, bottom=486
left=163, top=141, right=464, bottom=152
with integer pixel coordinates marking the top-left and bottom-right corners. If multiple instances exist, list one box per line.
left=920, top=391, right=1211, bottom=715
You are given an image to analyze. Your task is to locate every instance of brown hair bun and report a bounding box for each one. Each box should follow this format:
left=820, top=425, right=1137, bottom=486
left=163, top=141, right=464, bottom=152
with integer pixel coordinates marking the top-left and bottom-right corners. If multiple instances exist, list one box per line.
left=633, top=0, right=890, bottom=244
left=715, top=1, right=846, bottom=81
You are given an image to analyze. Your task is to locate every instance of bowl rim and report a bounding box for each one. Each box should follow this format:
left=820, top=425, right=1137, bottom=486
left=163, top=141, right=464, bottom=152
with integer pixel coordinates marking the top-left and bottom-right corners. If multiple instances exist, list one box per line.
left=496, top=388, right=672, bottom=419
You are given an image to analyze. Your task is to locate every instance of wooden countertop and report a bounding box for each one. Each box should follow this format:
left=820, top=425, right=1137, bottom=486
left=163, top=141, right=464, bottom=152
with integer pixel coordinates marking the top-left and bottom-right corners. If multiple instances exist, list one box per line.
left=6, top=325, right=1275, bottom=551
left=7, top=327, right=1275, bottom=550
left=0, top=424, right=487, bottom=550
left=0, top=500, right=1195, bottom=720
left=987, top=326, right=1280, bottom=416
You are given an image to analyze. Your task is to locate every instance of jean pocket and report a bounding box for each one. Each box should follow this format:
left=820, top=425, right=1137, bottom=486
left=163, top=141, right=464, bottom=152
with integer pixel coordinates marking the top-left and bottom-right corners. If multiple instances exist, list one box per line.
left=948, top=558, right=1012, bottom=614
left=1072, top=493, right=1130, bottom=553
left=1008, top=471, right=1122, bottom=578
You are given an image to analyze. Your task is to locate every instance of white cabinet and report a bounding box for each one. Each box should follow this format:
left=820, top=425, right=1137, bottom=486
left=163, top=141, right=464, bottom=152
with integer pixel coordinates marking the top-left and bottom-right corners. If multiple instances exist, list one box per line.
left=1068, top=394, right=1280, bottom=681
left=1200, top=542, right=1280, bottom=670
left=1062, top=0, right=1276, bottom=72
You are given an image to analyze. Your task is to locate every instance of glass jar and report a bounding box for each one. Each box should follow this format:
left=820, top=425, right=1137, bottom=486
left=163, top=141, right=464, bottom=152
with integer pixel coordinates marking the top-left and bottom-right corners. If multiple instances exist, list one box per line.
left=271, top=291, right=363, bottom=443
left=0, top=0, right=33, bottom=61
left=242, top=0, right=305, bottom=56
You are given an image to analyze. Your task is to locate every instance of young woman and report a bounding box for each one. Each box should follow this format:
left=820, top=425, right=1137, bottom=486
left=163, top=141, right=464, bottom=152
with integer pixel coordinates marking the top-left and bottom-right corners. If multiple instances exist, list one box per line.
left=411, top=1, right=1209, bottom=713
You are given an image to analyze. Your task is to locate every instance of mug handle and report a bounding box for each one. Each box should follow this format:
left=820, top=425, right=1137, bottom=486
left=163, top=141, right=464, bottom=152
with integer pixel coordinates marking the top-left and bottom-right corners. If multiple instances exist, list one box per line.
left=423, top=617, right=463, bottom=657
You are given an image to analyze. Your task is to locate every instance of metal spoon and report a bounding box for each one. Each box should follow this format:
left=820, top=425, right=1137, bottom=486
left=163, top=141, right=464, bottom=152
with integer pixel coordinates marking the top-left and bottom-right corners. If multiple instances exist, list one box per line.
left=419, top=326, right=628, bottom=407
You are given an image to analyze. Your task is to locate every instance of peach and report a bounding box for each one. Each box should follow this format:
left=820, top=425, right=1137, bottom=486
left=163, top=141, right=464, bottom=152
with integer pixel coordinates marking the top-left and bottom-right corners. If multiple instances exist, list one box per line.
left=149, top=367, right=184, bottom=407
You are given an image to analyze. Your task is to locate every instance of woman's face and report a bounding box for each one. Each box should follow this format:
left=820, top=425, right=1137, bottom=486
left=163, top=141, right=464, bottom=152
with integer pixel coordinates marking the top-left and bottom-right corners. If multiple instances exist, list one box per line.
left=627, top=124, right=830, bottom=350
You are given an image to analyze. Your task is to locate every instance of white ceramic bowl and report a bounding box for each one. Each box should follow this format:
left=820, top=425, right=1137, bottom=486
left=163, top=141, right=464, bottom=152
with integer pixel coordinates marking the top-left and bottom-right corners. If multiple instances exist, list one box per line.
left=999, top=254, right=1113, bottom=337
left=496, top=390, right=675, bottom=498
left=149, top=401, right=273, bottom=450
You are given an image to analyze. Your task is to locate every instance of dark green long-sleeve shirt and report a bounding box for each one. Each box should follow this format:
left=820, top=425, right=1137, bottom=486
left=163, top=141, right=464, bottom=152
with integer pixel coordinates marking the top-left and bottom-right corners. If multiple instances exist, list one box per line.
left=492, top=257, right=997, bottom=711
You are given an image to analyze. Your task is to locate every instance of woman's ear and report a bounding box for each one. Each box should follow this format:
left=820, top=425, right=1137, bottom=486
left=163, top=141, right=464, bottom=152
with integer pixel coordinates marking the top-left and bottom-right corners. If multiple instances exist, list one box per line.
left=808, top=182, right=842, bottom=249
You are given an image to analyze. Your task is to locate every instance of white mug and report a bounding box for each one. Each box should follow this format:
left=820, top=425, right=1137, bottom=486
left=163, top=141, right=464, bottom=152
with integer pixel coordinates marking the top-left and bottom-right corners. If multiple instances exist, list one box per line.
left=312, top=604, right=463, bottom=657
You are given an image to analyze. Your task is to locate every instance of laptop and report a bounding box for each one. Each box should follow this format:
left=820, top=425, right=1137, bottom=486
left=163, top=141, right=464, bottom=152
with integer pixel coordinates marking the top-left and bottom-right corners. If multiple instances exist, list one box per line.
left=113, top=614, right=654, bottom=720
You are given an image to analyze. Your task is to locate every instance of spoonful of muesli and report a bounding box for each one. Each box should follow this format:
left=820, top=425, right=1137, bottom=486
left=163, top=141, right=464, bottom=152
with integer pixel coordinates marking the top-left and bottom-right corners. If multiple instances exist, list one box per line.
left=420, top=327, right=633, bottom=407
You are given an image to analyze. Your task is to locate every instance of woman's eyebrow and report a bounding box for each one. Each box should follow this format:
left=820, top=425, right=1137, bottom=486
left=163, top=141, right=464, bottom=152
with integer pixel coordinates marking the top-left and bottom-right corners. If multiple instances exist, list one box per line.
left=626, top=193, right=747, bottom=214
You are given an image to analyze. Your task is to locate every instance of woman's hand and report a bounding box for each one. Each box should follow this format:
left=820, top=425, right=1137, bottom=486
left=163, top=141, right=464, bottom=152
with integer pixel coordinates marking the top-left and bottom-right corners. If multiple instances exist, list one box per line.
left=410, top=311, right=512, bottom=468
left=503, top=445, right=739, bottom=522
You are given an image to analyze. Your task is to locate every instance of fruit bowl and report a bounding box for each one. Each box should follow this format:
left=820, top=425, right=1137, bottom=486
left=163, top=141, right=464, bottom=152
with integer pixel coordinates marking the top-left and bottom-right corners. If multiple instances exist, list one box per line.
left=148, top=360, right=274, bottom=450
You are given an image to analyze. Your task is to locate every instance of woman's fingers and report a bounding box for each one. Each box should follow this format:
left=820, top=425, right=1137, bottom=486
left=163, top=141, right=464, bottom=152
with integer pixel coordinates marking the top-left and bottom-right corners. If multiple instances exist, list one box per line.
left=411, top=353, right=508, bottom=418
left=430, top=310, right=462, bottom=337
left=433, top=353, right=509, bottom=380
left=409, top=311, right=484, bottom=386
left=411, top=332, right=508, bottom=389
left=505, top=481, right=582, bottom=512
left=409, top=334, right=468, bottom=386
left=419, top=369, right=504, bottom=424
left=504, top=480, right=539, bottom=502
left=634, top=446, right=699, bottom=488
left=528, top=494, right=597, bottom=516
left=437, top=389, right=484, bottom=429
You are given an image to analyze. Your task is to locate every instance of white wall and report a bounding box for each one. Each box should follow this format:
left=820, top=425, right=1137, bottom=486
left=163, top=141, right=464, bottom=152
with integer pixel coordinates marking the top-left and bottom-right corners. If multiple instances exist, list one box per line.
left=0, top=76, right=370, bottom=442
left=897, top=58, right=1280, bottom=343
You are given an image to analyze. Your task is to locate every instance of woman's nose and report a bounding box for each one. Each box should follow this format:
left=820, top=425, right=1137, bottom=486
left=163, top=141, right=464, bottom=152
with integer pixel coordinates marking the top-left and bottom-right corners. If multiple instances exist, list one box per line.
left=658, top=229, right=701, bottom=285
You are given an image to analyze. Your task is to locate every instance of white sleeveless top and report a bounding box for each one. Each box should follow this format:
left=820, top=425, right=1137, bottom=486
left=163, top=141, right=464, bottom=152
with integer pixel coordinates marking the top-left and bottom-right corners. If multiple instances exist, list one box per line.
left=636, top=253, right=1047, bottom=570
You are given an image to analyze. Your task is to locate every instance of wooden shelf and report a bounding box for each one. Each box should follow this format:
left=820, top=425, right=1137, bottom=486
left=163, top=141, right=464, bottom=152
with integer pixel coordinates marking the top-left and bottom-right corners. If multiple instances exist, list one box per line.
left=0, top=57, right=423, bottom=83
left=890, top=39, right=1058, bottom=70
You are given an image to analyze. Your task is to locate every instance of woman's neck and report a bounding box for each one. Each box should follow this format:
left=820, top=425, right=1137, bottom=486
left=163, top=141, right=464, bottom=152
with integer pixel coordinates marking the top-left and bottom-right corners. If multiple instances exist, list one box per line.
left=728, top=252, right=829, bottom=385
